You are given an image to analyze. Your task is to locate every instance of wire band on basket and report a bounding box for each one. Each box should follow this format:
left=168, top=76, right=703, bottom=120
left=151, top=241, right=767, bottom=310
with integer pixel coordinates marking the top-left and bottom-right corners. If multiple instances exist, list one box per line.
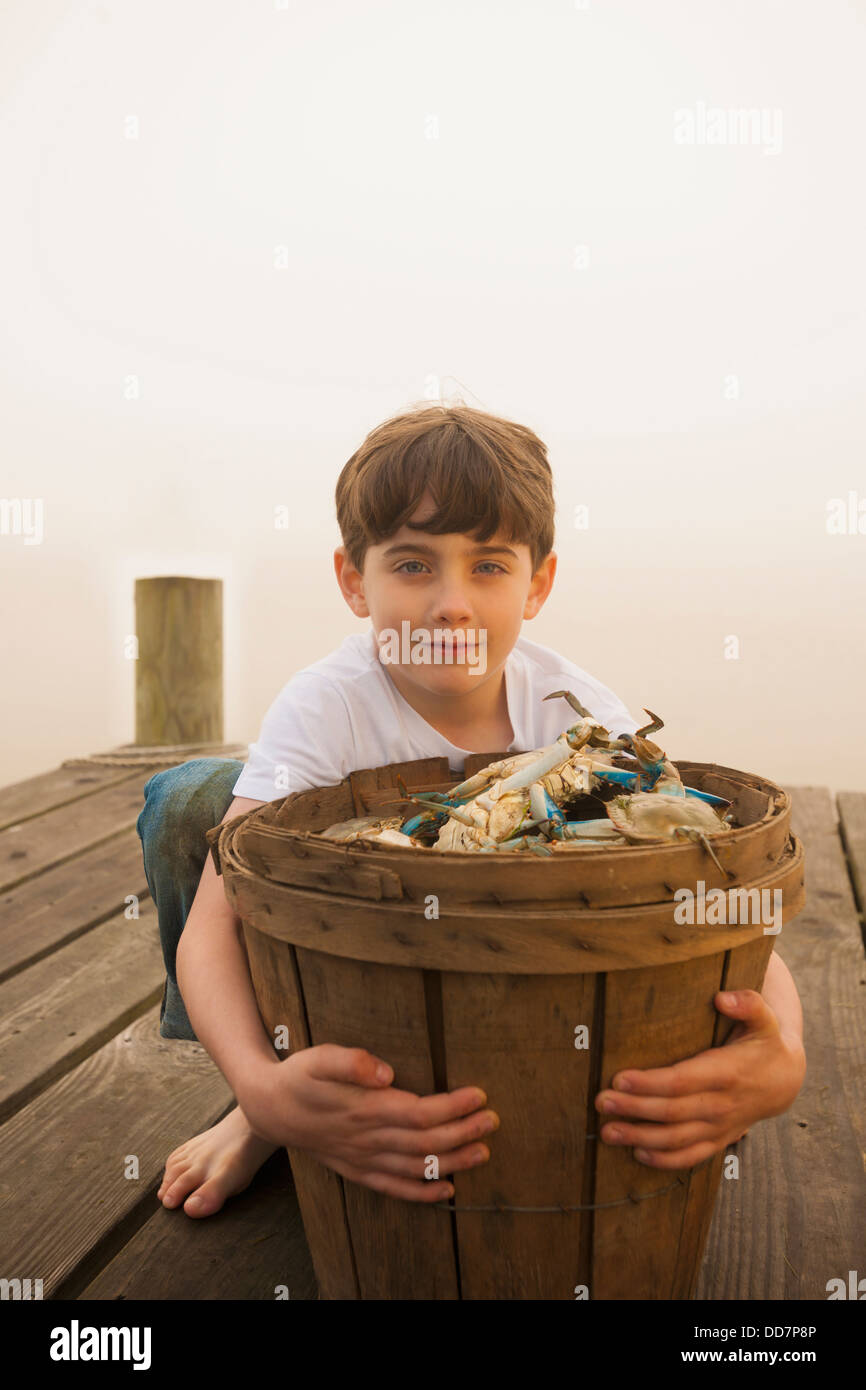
left=432, top=1153, right=717, bottom=1212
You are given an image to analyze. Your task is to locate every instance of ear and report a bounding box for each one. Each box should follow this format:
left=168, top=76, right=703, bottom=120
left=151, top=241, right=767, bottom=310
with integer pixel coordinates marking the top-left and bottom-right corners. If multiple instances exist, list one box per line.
left=523, top=551, right=557, bottom=619
left=334, top=546, right=370, bottom=618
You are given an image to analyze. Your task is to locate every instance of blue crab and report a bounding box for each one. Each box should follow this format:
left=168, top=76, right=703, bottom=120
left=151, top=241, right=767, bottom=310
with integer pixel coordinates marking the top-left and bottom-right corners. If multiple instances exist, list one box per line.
left=399, top=692, right=650, bottom=852
left=315, top=689, right=733, bottom=866
left=319, top=815, right=426, bottom=848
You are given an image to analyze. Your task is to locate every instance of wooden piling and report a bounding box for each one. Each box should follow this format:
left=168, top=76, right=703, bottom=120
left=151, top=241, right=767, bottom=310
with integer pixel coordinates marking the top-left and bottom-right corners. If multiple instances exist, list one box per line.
left=134, top=577, right=223, bottom=747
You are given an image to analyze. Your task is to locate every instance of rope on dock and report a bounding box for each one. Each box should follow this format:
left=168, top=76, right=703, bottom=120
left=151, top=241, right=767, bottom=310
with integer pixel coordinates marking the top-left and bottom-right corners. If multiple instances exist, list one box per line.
left=61, top=742, right=249, bottom=769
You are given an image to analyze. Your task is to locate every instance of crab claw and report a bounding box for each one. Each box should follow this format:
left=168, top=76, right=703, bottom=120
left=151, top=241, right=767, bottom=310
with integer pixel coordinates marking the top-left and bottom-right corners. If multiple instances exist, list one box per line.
left=635, top=709, right=665, bottom=739
left=543, top=689, right=594, bottom=719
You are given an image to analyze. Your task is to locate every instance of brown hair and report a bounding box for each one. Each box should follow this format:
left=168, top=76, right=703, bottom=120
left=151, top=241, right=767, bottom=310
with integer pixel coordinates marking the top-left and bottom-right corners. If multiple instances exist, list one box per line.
left=335, top=402, right=555, bottom=574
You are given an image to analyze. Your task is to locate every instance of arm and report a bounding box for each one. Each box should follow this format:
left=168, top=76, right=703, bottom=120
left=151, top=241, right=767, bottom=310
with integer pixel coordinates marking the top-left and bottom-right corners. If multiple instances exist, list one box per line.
left=176, top=796, right=282, bottom=1115
left=175, top=796, right=497, bottom=1197
left=759, top=948, right=804, bottom=1051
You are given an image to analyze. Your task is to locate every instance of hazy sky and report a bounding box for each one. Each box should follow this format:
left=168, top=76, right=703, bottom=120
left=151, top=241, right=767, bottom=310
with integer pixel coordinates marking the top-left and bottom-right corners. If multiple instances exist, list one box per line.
left=2, top=0, right=865, bottom=792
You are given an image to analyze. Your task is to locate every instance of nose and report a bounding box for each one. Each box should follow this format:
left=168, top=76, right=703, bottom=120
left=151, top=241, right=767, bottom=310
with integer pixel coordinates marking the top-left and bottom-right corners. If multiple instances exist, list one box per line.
left=431, top=586, right=473, bottom=627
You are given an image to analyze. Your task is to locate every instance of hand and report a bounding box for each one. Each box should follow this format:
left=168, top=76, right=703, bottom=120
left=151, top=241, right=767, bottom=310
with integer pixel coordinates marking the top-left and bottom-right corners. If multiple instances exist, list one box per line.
left=594, top=989, right=807, bottom=1171
left=241, top=1044, right=500, bottom=1203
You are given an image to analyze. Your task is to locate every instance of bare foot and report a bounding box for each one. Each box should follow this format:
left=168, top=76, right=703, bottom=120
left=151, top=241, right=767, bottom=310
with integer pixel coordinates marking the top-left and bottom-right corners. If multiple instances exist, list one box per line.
left=157, top=1105, right=279, bottom=1218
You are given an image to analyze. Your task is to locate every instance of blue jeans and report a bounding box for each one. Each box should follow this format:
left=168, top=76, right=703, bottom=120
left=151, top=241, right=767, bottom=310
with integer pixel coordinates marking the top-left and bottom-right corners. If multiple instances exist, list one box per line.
left=136, top=758, right=246, bottom=1041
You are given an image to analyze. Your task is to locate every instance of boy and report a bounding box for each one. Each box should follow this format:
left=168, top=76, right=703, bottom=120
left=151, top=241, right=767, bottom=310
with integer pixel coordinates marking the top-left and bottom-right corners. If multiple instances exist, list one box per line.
left=138, top=403, right=806, bottom=1220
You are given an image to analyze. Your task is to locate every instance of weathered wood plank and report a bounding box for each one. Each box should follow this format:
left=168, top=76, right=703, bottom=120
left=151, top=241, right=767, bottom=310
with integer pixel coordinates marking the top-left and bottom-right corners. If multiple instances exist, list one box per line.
left=593, top=953, right=728, bottom=1299
left=0, top=765, right=140, bottom=832
left=0, top=900, right=164, bottom=1122
left=296, top=947, right=459, bottom=1299
left=241, top=926, right=359, bottom=1300
left=695, top=787, right=866, bottom=1299
left=442, top=972, right=594, bottom=1300
left=0, top=831, right=148, bottom=983
left=672, top=934, right=774, bottom=1299
left=0, top=1008, right=233, bottom=1297
left=77, top=1148, right=317, bottom=1301
left=838, top=790, right=866, bottom=931
left=0, top=773, right=151, bottom=894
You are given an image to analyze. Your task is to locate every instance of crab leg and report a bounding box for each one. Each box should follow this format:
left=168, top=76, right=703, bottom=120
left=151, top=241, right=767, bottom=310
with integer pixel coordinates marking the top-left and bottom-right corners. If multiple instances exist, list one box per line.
left=543, top=689, right=594, bottom=720
left=450, top=744, right=586, bottom=804
left=543, top=690, right=645, bottom=754
left=684, top=787, right=731, bottom=808
left=550, top=819, right=624, bottom=840
left=408, top=796, right=480, bottom=828
left=529, top=783, right=564, bottom=826
left=411, top=795, right=504, bottom=850
left=590, top=766, right=640, bottom=789
left=480, top=835, right=553, bottom=856
left=672, top=826, right=731, bottom=878
left=635, top=709, right=665, bottom=739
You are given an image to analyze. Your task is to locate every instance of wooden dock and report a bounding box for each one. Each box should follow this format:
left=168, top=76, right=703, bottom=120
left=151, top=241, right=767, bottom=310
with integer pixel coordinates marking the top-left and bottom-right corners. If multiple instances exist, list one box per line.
left=0, top=758, right=864, bottom=1300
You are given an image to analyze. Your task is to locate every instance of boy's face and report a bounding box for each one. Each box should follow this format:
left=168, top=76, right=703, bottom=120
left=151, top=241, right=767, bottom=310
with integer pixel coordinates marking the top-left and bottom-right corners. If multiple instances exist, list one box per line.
left=334, top=491, right=556, bottom=700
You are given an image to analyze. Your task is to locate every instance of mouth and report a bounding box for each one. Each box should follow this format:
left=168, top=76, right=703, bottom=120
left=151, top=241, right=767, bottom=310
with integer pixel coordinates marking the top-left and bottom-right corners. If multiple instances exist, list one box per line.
left=428, top=634, right=473, bottom=649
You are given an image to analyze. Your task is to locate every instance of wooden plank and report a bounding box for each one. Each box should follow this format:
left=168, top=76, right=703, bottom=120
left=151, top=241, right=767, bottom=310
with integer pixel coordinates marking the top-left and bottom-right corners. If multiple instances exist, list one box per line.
left=838, top=790, right=866, bottom=929
left=0, top=1007, right=233, bottom=1297
left=0, top=831, right=148, bottom=983
left=347, top=758, right=451, bottom=815
left=0, top=765, right=140, bottom=832
left=592, top=953, right=728, bottom=1299
left=671, top=934, right=774, bottom=1299
left=459, top=751, right=511, bottom=778
left=0, top=900, right=164, bottom=1122
left=695, top=787, right=866, bottom=1299
left=241, top=926, right=360, bottom=1300
left=0, top=772, right=151, bottom=894
left=78, top=1148, right=317, bottom=1301
left=441, top=972, right=595, bottom=1299
left=295, top=946, right=459, bottom=1299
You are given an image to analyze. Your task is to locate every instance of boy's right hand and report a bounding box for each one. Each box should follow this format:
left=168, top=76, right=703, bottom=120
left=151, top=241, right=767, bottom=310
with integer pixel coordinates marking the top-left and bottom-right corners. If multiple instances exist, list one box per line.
left=240, top=1044, right=499, bottom=1204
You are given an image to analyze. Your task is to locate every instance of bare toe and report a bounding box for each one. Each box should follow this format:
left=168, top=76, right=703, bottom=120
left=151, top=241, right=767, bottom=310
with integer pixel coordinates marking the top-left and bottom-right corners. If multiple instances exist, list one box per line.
left=182, top=1180, right=229, bottom=1217
left=156, top=1107, right=278, bottom=1219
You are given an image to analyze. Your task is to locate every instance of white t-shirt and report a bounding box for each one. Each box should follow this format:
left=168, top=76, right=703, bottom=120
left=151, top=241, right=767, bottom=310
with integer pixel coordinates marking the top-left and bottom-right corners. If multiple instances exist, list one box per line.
left=231, top=628, right=642, bottom=803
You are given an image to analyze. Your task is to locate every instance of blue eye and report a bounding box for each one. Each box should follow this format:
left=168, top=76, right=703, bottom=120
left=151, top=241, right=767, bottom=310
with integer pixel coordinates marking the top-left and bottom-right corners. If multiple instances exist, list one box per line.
left=394, top=559, right=506, bottom=575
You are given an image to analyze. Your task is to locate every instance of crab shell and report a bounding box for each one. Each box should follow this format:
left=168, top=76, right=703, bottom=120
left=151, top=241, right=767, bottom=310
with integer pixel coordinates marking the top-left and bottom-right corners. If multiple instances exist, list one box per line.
left=605, top=792, right=730, bottom=842
left=318, top=815, right=405, bottom=844
left=434, top=781, right=533, bottom=853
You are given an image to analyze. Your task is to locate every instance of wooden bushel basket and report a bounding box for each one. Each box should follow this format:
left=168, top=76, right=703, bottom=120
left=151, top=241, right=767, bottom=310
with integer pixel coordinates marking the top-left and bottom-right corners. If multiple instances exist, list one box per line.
left=207, top=754, right=806, bottom=1301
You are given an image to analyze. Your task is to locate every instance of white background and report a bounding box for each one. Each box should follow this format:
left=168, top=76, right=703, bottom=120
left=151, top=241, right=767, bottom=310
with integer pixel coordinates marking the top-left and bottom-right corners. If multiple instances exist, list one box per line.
left=1, top=0, right=864, bottom=790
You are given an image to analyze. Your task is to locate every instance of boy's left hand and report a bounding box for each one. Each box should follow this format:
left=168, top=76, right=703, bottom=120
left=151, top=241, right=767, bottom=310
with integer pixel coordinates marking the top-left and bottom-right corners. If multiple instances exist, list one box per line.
left=594, top=989, right=807, bottom=1170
